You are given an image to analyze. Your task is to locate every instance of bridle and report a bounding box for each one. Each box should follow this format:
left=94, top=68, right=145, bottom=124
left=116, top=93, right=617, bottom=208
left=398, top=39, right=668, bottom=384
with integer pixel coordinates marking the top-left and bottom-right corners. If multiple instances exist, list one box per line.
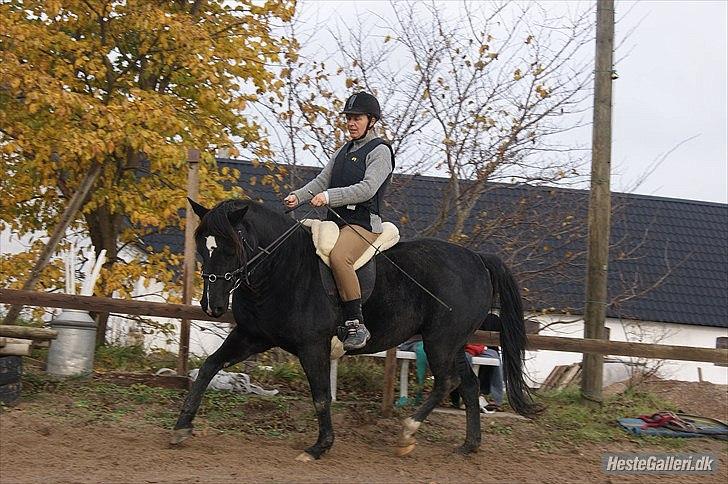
left=200, top=207, right=316, bottom=294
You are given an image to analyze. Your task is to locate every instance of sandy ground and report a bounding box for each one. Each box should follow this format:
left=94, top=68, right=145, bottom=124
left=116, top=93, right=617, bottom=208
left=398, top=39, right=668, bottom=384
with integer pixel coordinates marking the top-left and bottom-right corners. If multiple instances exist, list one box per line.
left=1, top=379, right=727, bottom=483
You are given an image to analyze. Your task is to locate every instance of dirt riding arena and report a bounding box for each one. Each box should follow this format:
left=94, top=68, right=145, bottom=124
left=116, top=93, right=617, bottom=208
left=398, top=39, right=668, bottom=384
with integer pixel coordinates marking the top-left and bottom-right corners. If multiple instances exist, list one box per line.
left=1, top=375, right=726, bottom=483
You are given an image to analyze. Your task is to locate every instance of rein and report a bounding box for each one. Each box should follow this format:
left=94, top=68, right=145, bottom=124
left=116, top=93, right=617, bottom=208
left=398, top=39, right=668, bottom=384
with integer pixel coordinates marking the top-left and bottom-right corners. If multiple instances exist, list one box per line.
left=201, top=207, right=316, bottom=290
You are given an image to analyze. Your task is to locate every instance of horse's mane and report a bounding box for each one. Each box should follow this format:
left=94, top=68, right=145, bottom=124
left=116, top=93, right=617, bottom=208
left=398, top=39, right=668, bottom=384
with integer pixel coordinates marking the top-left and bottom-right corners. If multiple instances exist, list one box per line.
left=194, top=199, right=294, bottom=262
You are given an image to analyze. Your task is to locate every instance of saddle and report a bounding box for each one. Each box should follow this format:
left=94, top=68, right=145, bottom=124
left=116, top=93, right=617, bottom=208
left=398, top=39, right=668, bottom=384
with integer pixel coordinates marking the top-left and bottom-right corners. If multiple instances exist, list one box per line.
left=302, top=219, right=399, bottom=360
left=301, top=219, right=400, bottom=305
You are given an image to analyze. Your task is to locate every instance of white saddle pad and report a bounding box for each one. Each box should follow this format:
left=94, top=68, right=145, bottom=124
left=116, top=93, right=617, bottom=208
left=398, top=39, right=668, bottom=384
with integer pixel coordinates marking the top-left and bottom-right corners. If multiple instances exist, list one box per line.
left=301, top=219, right=400, bottom=270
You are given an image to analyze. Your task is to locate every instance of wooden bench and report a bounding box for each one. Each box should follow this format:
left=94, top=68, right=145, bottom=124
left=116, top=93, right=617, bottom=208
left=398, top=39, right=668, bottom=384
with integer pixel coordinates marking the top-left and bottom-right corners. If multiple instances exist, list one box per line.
left=329, top=350, right=499, bottom=401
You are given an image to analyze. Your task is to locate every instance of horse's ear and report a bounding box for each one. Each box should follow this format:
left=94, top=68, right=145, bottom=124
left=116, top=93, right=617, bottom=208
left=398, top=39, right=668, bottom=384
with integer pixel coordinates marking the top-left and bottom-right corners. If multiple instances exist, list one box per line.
left=188, top=198, right=209, bottom=219
left=227, top=206, right=249, bottom=226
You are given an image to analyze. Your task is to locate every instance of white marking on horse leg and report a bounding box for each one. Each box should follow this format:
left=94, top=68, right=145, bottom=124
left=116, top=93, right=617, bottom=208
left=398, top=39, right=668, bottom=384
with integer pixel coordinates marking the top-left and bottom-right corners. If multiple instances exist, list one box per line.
left=397, top=417, right=420, bottom=451
left=295, top=452, right=315, bottom=462
left=169, top=428, right=193, bottom=445
left=402, top=417, right=420, bottom=439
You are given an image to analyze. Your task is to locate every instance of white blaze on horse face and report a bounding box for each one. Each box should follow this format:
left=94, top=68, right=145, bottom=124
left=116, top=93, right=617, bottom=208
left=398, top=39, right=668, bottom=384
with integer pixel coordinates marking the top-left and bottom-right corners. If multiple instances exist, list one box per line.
left=206, top=236, right=217, bottom=258
left=204, top=236, right=217, bottom=315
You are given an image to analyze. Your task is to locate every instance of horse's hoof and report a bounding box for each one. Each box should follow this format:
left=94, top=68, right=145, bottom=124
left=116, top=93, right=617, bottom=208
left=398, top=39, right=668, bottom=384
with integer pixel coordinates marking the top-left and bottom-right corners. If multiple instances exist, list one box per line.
left=455, top=443, right=478, bottom=455
left=169, top=427, right=192, bottom=446
left=394, top=442, right=416, bottom=457
left=295, top=452, right=316, bottom=462
left=397, top=435, right=415, bottom=447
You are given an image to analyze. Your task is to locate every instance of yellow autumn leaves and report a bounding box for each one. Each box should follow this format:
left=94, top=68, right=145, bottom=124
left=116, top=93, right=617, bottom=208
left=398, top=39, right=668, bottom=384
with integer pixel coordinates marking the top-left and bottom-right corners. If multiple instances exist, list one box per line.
left=0, top=0, right=295, bottom=300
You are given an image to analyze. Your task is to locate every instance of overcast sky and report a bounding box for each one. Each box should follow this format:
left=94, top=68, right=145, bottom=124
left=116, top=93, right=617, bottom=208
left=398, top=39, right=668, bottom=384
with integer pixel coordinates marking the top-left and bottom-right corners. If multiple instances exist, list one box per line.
left=610, top=0, right=727, bottom=204
left=301, top=0, right=727, bottom=204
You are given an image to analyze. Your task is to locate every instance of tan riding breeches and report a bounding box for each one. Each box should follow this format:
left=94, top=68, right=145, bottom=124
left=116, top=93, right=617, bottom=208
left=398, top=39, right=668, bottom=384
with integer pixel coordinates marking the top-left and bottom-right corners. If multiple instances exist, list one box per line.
left=329, top=225, right=379, bottom=302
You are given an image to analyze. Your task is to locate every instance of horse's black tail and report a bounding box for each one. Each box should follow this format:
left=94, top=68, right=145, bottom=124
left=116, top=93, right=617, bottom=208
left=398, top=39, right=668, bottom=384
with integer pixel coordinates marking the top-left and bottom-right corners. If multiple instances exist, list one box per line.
left=479, top=254, right=540, bottom=417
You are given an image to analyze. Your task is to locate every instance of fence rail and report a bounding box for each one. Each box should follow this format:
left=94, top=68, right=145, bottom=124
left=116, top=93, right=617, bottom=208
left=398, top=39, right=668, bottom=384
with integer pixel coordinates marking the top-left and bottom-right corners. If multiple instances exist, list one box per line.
left=0, top=288, right=234, bottom=324
left=472, top=331, right=727, bottom=364
left=2, top=289, right=726, bottom=364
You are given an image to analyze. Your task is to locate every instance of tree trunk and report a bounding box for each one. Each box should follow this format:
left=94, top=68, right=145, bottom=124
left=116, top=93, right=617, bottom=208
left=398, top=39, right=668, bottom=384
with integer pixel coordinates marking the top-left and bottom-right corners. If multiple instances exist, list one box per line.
left=86, top=204, right=123, bottom=347
left=2, top=163, right=102, bottom=325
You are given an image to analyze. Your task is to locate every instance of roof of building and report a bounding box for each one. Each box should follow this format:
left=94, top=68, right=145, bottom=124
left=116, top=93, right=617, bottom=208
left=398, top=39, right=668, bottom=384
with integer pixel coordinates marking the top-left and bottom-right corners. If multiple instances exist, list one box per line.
left=146, top=159, right=728, bottom=329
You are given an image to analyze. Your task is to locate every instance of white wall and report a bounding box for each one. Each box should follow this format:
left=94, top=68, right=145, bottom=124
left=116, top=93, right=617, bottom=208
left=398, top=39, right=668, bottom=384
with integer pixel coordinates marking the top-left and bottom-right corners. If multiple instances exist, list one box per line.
left=105, top=277, right=230, bottom=360
left=1, top=228, right=231, bottom=361
left=523, top=314, right=728, bottom=386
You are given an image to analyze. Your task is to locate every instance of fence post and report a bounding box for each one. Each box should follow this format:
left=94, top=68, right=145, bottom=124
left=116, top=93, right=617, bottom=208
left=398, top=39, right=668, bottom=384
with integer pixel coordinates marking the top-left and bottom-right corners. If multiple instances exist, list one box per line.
left=177, top=149, right=200, bottom=377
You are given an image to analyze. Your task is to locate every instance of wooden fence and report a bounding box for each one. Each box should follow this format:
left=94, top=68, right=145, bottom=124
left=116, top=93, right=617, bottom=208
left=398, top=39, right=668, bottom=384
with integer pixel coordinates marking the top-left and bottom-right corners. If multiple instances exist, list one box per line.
left=2, top=288, right=726, bottom=415
left=471, top=331, right=727, bottom=364
left=0, top=288, right=234, bottom=324
left=1, top=288, right=726, bottom=364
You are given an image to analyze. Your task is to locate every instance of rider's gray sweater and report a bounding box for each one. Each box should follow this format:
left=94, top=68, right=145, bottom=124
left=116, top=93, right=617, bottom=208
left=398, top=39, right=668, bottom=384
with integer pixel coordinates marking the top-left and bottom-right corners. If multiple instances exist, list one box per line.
left=290, top=130, right=393, bottom=233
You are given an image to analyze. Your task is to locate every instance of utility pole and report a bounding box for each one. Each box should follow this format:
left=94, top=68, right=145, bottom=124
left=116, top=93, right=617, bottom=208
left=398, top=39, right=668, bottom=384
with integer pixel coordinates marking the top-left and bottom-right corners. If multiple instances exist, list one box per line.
left=581, top=0, right=615, bottom=404
left=177, top=149, right=200, bottom=377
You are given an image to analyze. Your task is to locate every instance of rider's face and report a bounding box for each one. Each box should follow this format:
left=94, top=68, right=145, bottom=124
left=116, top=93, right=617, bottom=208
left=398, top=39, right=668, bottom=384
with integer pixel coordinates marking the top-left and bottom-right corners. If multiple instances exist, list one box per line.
left=346, top=114, right=371, bottom=139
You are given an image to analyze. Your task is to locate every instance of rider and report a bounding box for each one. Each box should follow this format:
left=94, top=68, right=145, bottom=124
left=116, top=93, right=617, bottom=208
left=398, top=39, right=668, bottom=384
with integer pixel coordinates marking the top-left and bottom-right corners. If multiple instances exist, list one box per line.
left=283, top=92, right=395, bottom=351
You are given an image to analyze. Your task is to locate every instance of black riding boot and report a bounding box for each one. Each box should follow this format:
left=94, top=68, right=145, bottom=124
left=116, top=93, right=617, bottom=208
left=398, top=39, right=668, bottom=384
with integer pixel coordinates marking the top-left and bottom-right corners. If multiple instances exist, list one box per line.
left=340, top=299, right=370, bottom=351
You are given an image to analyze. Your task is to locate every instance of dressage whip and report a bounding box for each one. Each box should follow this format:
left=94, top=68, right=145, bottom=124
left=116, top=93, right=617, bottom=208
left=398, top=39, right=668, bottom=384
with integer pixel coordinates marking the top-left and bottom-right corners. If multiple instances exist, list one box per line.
left=287, top=191, right=452, bottom=312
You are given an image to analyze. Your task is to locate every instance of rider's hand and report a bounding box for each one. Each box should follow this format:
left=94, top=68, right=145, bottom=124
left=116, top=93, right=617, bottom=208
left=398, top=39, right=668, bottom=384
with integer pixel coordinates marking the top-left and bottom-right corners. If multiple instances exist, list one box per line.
left=283, top=194, right=299, bottom=208
left=310, top=192, right=328, bottom=207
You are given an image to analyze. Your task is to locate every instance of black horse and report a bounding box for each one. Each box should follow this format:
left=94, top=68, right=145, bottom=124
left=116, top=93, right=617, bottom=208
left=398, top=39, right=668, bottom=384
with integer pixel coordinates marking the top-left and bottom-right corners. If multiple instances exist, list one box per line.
left=171, top=199, right=536, bottom=460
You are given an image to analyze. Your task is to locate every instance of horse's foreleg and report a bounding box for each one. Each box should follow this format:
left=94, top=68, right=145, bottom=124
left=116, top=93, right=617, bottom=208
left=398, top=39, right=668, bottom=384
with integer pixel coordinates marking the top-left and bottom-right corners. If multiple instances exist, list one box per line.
left=171, top=330, right=262, bottom=445
left=296, top=347, right=334, bottom=461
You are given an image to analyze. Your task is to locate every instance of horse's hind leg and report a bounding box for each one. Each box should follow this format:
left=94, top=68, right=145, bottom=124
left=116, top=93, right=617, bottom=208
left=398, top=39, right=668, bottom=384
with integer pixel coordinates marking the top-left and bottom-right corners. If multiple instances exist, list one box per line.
left=396, top=345, right=459, bottom=456
left=171, top=330, right=267, bottom=445
left=296, top=346, right=334, bottom=461
left=454, top=352, right=481, bottom=454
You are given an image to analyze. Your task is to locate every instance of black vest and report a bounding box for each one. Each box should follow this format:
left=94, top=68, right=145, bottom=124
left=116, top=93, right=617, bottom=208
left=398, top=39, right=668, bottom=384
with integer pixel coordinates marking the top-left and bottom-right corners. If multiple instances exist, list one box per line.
left=327, top=138, right=395, bottom=232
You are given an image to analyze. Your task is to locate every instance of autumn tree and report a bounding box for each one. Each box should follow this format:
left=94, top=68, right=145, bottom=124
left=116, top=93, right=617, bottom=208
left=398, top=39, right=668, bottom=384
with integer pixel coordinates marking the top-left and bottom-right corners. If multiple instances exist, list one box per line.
left=248, top=3, right=348, bottom=194
left=0, top=0, right=295, bottom=337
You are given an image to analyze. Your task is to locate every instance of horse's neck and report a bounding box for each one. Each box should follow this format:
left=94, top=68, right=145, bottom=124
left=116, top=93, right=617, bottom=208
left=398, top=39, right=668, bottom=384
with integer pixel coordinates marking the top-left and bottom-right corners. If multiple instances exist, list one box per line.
left=249, top=212, right=300, bottom=251
left=249, top=215, right=315, bottom=282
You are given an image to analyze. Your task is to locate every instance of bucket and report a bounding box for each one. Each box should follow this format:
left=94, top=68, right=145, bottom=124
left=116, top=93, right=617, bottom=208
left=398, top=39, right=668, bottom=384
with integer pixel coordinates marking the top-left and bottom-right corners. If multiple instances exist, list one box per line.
left=46, top=309, right=97, bottom=376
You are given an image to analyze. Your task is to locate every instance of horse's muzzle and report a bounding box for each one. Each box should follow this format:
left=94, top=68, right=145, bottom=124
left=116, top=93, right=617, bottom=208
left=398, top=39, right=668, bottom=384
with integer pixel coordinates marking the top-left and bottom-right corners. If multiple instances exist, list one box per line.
left=209, top=306, right=227, bottom=318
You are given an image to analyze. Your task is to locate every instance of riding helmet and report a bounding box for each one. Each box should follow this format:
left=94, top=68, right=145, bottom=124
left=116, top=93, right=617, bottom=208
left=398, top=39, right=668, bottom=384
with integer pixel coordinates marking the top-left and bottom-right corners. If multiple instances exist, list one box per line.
left=341, top=92, right=381, bottom=120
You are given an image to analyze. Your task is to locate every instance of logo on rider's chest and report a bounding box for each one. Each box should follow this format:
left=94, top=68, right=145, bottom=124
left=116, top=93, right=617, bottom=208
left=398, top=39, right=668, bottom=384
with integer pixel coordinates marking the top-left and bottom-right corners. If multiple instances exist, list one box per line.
left=350, top=156, right=358, bottom=161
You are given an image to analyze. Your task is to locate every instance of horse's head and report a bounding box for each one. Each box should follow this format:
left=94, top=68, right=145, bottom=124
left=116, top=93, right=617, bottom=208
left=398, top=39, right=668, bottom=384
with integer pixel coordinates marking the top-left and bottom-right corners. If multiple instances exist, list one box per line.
left=189, top=198, right=252, bottom=317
